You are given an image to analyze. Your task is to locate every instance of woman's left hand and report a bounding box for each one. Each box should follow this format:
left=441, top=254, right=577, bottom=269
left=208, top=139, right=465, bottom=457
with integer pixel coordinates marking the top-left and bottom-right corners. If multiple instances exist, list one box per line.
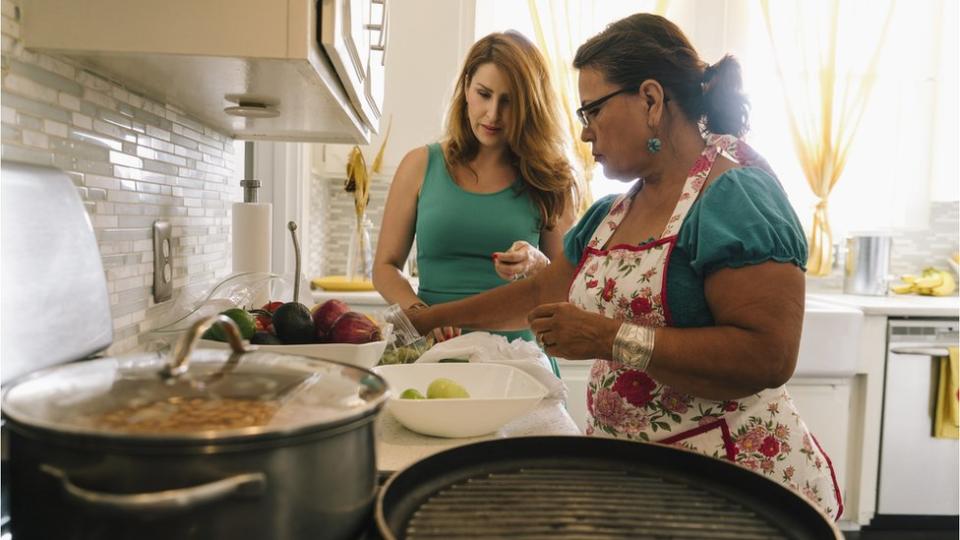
left=527, top=302, right=620, bottom=360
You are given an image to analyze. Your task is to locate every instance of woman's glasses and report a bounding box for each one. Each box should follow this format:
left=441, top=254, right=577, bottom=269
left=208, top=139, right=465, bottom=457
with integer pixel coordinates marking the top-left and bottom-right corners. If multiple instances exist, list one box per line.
left=576, top=87, right=638, bottom=127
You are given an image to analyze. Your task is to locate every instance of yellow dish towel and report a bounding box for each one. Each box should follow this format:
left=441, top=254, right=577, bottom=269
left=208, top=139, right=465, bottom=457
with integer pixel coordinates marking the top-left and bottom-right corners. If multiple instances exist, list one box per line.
left=934, top=346, right=959, bottom=439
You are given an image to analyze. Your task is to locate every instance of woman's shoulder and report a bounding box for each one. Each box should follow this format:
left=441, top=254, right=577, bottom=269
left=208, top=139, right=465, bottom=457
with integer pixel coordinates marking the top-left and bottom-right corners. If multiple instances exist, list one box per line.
left=704, top=166, right=786, bottom=199
left=393, top=145, right=433, bottom=191
left=399, top=145, right=432, bottom=167
left=695, top=166, right=800, bottom=225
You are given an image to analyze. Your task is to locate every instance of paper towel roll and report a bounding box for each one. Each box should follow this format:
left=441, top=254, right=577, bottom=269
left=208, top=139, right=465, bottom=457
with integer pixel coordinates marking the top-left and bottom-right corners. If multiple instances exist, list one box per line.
left=232, top=202, right=272, bottom=274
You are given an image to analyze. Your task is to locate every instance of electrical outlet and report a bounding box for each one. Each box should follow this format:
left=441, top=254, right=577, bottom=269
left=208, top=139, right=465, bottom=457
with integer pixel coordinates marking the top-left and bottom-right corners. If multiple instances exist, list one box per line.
left=153, top=220, right=173, bottom=302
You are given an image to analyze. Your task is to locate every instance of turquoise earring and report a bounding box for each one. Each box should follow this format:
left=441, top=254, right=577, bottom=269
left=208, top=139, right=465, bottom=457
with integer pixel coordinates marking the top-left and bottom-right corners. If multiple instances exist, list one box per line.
left=647, top=137, right=662, bottom=153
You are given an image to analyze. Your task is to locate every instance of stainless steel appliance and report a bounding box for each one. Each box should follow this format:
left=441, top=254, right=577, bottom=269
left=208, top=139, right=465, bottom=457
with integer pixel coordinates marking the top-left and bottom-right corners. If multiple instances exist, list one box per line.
left=844, top=234, right=892, bottom=296
left=0, top=162, right=388, bottom=540
left=877, top=318, right=959, bottom=521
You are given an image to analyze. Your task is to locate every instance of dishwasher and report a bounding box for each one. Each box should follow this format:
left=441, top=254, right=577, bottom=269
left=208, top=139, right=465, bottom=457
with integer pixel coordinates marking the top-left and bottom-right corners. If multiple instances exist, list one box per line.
left=876, top=318, right=959, bottom=526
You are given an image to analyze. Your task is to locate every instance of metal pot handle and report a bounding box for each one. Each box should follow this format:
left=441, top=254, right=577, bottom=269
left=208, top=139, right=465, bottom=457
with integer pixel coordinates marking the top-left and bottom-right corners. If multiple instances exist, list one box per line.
left=162, top=313, right=250, bottom=381
left=40, top=464, right=266, bottom=514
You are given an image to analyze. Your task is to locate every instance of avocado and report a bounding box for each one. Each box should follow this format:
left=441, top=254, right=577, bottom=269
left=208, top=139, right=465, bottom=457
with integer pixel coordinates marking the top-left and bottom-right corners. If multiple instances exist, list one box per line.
left=271, top=302, right=315, bottom=344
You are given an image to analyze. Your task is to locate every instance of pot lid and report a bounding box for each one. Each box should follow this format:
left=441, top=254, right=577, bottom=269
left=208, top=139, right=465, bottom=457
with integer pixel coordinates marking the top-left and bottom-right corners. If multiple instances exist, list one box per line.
left=1, top=343, right=388, bottom=441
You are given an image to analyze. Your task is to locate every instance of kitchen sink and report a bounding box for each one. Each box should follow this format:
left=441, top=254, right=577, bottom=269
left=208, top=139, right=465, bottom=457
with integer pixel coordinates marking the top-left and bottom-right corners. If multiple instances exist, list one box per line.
left=795, top=296, right=864, bottom=376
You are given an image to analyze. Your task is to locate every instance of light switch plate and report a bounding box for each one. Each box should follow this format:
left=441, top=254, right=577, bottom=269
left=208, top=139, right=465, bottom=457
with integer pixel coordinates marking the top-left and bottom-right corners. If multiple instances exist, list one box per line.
left=153, top=220, right=173, bottom=303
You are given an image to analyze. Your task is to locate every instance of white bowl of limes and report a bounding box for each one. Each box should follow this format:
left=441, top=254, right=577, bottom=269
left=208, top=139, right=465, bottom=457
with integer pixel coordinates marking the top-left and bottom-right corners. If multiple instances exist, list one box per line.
left=372, top=363, right=547, bottom=438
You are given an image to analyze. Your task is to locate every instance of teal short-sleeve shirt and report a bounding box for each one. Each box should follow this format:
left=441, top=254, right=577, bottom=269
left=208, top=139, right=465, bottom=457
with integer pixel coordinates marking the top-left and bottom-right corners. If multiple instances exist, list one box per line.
left=563, top=167, right=808, bottom=327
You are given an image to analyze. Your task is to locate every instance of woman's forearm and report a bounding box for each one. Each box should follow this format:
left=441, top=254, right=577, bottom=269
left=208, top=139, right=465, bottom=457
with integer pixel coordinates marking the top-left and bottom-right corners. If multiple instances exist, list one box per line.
left=372, top=263, right=422, bottom=309
left=414, top=278, right=540, bottom=333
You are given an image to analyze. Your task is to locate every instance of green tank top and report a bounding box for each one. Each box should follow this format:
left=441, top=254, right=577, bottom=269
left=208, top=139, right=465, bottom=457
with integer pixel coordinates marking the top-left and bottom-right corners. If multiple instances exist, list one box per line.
left=416, top=143, right=540, bottom=343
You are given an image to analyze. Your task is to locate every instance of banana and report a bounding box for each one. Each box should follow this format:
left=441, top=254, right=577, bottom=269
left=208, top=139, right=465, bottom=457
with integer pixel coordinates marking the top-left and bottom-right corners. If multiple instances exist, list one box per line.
left=913, top=275, right=943, bottom=289
left=931, top=271, right=956, bottom=296
left=890, top=267, right=956, bottom=296
left=891, top=283, right=915, bottom=294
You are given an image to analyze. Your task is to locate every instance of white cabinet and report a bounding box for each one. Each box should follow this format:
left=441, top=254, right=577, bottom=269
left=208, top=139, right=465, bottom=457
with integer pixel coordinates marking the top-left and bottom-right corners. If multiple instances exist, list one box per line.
left=320, top=0, right=388, bottom=131
left=785, top=378, right=852, bottom=502
left=21, top=0, right=387, bottom=143
left=556, top=359, right=589, bottom=432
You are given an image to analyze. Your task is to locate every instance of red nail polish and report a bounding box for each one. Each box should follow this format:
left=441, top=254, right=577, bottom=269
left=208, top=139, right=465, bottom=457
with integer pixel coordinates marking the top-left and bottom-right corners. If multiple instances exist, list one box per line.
left=492, top=253, right=498, bottom=260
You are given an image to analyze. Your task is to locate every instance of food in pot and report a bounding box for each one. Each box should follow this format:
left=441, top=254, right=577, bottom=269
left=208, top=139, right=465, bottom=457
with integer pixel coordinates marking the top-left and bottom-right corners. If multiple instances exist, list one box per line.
left=93, top=396, right=280, bottom=433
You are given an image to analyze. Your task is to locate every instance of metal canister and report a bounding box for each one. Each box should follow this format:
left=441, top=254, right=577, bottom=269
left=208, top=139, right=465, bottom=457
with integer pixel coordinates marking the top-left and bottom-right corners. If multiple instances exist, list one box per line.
left=843, top=234, right=892, bottom=296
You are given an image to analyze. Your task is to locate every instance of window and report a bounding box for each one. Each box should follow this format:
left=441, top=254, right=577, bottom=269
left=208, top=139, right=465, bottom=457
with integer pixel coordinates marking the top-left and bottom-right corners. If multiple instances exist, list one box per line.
left=476, top=0, right=958, bottom=235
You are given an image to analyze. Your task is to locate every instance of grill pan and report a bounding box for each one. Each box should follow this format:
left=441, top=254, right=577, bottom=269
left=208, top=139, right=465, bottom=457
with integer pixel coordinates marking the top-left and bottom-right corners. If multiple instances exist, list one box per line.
left=376, top=436, right=840, bottom=540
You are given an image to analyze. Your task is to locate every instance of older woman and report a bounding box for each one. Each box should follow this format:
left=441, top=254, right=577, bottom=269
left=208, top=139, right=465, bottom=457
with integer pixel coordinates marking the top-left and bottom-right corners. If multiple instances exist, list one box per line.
left=407, top=13, right=841, bottom=519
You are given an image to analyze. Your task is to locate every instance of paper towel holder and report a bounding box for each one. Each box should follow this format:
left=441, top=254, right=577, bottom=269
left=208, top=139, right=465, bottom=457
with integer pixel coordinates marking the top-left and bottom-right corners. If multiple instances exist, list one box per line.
left=241, top=179, right=261, bottom=203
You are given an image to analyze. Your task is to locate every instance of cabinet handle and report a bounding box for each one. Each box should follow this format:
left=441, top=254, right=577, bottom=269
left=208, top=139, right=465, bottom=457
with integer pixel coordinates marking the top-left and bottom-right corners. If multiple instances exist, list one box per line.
left=890, top=346, right=953, bottom=356
left=369, top=0, right=388, bottom=62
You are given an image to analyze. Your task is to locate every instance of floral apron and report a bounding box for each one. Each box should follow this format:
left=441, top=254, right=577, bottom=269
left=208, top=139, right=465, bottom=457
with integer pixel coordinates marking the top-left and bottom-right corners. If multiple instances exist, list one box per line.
left=568, top=134, right=842, bottom=520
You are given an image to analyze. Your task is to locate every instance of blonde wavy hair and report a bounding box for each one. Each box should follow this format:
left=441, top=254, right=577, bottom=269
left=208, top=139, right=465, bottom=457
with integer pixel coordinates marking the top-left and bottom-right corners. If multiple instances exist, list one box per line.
left=444, top=31, right=576, bottom=230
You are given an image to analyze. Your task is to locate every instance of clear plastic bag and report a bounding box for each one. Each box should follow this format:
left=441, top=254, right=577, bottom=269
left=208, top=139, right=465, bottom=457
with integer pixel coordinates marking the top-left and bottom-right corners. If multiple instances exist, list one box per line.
left=376, top=304, right=429, bottom=365
left=145, top=272, right=308, bottom=350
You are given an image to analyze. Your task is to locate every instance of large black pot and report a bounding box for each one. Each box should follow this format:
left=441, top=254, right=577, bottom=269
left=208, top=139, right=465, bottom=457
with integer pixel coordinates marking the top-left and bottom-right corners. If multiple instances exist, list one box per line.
left=2, top=316, right=388, bottom=540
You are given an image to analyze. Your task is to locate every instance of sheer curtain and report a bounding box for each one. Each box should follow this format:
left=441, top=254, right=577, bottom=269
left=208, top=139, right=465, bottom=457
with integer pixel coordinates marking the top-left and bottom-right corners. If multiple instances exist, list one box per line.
left=757, top=0, right=895, bottom=275
left=733, top=0, right=958, bottom=244
left=476, top=0, right=958, bottom=230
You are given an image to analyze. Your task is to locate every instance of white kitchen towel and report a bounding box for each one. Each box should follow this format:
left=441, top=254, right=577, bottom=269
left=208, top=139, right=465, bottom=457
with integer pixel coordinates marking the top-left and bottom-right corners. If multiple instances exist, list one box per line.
left=415, top=332, right=567, bottom=401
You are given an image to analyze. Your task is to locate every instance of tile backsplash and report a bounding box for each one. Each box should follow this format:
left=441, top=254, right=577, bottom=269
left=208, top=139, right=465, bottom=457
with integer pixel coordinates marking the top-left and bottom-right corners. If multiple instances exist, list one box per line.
left=2, top=0, right=239, bottom=354
left=309, top=172, right=390, bottom=279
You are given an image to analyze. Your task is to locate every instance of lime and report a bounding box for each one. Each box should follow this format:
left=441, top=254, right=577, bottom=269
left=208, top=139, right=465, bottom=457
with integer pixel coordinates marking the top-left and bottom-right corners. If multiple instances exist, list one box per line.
left=399, top=388, right=426, bottom=400
left=203, top=308, right=257, bottom=341
left=426, top=378, right=470, bottom=399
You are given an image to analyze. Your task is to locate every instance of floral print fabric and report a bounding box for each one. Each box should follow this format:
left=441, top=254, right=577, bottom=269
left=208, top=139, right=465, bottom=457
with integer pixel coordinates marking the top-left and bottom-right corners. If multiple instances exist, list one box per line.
left=567, top=134, right=842, bottom=520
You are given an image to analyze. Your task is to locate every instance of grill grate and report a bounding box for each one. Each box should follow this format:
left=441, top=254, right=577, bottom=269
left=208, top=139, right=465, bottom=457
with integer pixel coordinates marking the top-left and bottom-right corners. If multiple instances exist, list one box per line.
left=404, top=468, right=787, bottom=539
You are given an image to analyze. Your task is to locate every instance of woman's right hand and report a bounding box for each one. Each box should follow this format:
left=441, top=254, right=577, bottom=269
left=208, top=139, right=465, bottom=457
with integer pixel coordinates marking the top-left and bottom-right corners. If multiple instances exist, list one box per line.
left=429, top=326, right=462, bottom=343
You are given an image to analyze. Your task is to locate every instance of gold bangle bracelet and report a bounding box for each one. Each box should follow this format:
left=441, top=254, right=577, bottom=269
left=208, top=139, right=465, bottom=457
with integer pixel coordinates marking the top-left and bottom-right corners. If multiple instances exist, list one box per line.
left=612, top=322, right=655, bottom=371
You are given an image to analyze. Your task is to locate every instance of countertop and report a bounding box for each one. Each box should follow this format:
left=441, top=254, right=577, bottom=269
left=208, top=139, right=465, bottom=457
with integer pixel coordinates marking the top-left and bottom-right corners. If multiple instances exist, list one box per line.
left=312, top=288, right=387, bottom=306
left=375, top=399, right=580, bottom=472
left=311, top=278, right=419, bottom=307
left=808, top=292, right=959, bottom=317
